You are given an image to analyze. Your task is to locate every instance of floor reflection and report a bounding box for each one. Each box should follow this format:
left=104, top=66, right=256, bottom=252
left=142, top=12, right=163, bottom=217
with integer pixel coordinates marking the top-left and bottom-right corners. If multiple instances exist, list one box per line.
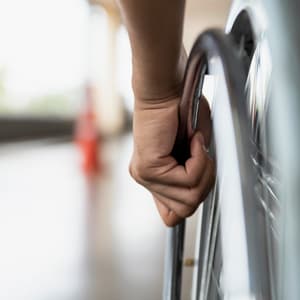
left=0, top=135, right=165, bottom=300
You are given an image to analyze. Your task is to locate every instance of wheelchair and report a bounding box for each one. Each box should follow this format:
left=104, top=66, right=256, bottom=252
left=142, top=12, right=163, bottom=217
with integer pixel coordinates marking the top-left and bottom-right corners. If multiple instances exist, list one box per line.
left=163, top=1, right=300, bottom=299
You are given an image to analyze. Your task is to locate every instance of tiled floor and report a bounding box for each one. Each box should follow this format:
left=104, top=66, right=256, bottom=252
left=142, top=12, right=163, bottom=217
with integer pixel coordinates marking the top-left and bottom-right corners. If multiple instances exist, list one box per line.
left=0, top=136, right=166, bottom=300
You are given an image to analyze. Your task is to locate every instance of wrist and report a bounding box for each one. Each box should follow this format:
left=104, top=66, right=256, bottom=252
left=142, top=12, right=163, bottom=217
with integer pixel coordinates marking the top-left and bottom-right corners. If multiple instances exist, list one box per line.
left=132, top=46, right=187, bottom=101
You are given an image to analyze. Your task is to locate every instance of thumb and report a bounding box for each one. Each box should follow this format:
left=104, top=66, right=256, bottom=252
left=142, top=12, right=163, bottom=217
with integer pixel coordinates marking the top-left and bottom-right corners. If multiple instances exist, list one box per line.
left=196, top=96, right=212, bottom=148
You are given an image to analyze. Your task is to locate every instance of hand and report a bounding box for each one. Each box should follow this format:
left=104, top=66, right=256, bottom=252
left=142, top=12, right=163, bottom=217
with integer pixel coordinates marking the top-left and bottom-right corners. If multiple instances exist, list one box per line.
left=129, top=93, right=215, bottom=227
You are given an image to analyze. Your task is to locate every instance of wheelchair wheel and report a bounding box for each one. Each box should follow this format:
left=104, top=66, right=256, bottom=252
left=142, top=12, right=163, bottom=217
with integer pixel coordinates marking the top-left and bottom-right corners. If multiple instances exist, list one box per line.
left=189, top=28, right=271, bottom=299
left=163, top=28, right=270, bottom=300
left=163, top=2, right=300, bottom=299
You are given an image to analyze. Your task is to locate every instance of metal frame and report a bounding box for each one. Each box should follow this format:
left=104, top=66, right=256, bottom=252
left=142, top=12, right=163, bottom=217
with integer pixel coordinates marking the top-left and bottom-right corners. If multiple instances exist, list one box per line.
left=163, top=29, right=253, bottom=299
left=163, top=222, right=186, bottom=300
left=163, top=27, right=274, bottom=300
left=163, top=1, right=300, bottom=299
left=262, top=1, right=300, bottom=299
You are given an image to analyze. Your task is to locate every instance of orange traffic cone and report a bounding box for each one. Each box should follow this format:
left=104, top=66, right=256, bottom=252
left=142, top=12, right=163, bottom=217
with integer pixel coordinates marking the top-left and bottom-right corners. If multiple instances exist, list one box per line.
left=75, top=84, right=101, bottom=175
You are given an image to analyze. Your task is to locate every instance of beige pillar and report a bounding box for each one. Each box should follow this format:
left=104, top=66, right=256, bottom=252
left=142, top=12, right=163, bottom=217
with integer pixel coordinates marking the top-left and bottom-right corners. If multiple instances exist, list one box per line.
left=91, top=5, right=125, bottom=136
left=97, top=9, right=124, bottom=135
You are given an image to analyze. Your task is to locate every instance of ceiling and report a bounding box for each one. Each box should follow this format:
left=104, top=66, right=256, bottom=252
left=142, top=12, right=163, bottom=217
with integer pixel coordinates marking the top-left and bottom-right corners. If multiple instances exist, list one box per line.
left=89, top=0, right=232, bottom=50
left=183, top=0, right=232, bottom=49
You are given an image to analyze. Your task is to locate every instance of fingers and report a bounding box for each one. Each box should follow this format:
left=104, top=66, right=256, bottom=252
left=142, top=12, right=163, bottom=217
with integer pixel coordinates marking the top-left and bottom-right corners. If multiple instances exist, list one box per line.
left=132, top=132, right=210, bottom=188
left=153, top=192, right=196, bottom=218
left=153, top=196, right=185, bottom=227
left=148, top=157, right=215, bottom=206
left=130, top=131, right=216, bottom=227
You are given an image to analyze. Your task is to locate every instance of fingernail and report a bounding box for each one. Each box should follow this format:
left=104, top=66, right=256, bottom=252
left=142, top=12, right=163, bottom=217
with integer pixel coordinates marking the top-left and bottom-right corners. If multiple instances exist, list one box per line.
left=202, top=145, right=209, bottom=153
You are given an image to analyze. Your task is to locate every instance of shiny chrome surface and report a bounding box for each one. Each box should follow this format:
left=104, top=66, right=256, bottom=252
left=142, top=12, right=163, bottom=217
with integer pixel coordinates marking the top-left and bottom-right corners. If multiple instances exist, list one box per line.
left=228, top=2, right=281, bottom=298
left=263, top=1, right=300, bottom=299
left=197, top=182, right=220, bottom=300
left=206, top=54, right=253, bottom=300
left=226, top=0, right=267, bottom=37
left=190, top=1, right=300, bottom=300
left=189, top=4, right=276, bottom=298
left=228, top=2, right=281, bottom=299
left=163, top=222, right=185, bottom=300
left=185, top=30, right=266, bottom=300
left=246, top=33, right=279, bottom=300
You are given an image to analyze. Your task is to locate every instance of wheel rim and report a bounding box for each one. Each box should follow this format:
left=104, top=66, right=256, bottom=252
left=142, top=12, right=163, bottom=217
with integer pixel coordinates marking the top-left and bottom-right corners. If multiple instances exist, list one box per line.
left=199, top=54, right=254, bottom=300
left=187, top=29, right=272, bottom=300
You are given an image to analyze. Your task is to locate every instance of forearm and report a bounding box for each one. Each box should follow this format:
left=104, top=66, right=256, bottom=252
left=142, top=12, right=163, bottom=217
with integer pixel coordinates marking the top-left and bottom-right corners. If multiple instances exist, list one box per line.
left=117, top=0, right=186, bottom=99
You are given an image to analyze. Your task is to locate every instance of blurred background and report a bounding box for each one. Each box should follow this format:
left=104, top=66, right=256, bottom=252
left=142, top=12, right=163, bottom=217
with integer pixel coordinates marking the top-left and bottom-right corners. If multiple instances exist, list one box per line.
left=0, top=0, right=230, bottom=299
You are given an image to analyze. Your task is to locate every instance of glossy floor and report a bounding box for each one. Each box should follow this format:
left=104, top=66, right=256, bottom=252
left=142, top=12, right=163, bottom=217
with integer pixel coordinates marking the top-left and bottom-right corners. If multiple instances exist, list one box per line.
left=0, top=135, right=167, bottom=300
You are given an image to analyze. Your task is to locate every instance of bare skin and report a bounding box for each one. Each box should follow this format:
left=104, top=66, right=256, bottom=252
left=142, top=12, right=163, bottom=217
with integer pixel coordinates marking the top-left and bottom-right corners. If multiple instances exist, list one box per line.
left=117, top=0, right=215, bottom=226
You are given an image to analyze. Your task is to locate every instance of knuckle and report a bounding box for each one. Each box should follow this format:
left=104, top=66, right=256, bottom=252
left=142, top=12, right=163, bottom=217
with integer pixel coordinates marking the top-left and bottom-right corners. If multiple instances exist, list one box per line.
left=129, top=157, right=155, bottom=184
left=129, top=161, right=144, bottom=184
